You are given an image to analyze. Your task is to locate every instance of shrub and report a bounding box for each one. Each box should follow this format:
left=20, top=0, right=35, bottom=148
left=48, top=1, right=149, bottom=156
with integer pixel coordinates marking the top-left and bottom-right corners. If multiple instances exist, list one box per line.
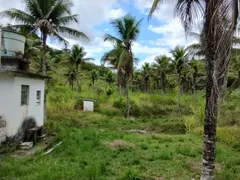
left=151, top=122, right=186, bottom=134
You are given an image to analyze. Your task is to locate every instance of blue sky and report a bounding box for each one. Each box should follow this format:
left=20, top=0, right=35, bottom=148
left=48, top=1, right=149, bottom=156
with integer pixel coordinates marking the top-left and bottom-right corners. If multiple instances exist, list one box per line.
left=0, top=0, right=198, bottom=68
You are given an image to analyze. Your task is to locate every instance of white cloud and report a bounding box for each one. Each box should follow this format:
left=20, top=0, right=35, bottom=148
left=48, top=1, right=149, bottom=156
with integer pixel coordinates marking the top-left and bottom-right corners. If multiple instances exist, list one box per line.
left=148, top=19, right=199, bottom=49
left=0, top=0, right=126, bottom=62
left=132, top=42, right=169, bottom=55
left=109, top=8, right=126, bottom=20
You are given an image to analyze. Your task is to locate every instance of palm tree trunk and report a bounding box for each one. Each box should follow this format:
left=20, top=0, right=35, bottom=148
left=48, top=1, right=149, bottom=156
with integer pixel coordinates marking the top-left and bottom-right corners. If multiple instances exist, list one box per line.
left=178, top=76, right=182, bottom=113
left=178, top=86, right=181, bottom=113
left=125, top=79, right=130, bottom=118
left=201, top=1, right=219, bottom=179
left=42, top=33, right=47, bottom=76
left=76, top=64, right=79, bottom=101
left=41, top=32, right=47, bottom=121
left=161, top=73, right=165, bottom=105
left=118, top=70, right=123, bottom=96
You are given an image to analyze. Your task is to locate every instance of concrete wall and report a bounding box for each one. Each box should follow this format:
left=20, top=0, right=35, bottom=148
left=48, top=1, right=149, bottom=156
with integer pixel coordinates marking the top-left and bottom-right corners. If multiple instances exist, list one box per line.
left=13, top=76, right=45, bottom=137
left=0, top=73, right=45, bottom=138
left=0, top=73, right=15, bottom=137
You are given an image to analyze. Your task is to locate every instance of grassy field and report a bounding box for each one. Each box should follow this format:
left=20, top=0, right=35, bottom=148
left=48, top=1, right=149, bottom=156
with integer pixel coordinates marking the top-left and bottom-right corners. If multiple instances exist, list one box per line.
left=1, top=112, right=240, bottom=180
left=0, top=84, right=240, bottom=180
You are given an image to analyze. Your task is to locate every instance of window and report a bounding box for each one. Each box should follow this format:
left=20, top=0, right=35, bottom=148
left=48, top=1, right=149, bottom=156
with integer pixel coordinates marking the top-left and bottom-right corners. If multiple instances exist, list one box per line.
left=36, top=91, right=41, bottom=105
left=21, top=85, right=29, bottom=105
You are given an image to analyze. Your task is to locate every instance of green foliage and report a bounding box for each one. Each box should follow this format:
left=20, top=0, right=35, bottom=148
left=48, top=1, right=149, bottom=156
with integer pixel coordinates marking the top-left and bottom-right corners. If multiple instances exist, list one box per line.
left=47, top=84, right=75, bottom=113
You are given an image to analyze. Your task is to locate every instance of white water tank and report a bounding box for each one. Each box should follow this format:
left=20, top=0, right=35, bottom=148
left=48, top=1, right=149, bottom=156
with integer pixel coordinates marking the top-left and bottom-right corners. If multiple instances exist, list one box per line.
left=1, top=29, right=26, bottom=57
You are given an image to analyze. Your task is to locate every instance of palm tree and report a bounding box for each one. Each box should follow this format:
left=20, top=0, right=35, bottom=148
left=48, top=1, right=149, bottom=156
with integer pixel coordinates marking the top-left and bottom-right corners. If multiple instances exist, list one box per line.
left=153, top=55, right=170, bottom=92
left=153, top=55, right=170, bottom=104
left=105, top=71, right=115, bottom=87
left=64, top=68, right=76, bottom=91
left=170, top=46, right=188, bottom=113
left=101, top=43, right=125, bottom=96
left=0, top=0, right=89, bottom=76
left=90, top=70, right=98, bottom=89
left=141, top=63, right=151, bottom=93
left=104, top=15, right=142, bottom=117
left=149, top=1, right=239, bottom=179
left=64, top=45, right=94, bottom=100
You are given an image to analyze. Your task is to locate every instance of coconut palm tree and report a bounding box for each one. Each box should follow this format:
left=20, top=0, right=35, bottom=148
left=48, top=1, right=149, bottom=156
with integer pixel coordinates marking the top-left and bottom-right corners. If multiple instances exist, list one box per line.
left=104, top=15, right=142, bottom=117
left=149, top=1, right=240, bottom=179
left=64, top=45, right=94, bottom=100
left=105, top=71, right=115, bottom=87
left=0, top=0, right=89, bottom=76
left=153, top=55, right=170, bottom=104
left=101, top=43, right=125, bottom=96
left=153, top=55, right=170, bottom=93
left=141, top=63, right=152, bottom=93
left=90, top=70, right=98, bottom=89
left=64, top=68, right=76, bottom=91
left=170, top=46, right=188, bottom=113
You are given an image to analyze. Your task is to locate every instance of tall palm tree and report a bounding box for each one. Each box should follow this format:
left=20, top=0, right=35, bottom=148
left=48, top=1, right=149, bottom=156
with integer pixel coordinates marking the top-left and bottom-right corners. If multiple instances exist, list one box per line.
left=104, top=15, right=142, bottom=117
left=0, top=0, right=89, bottom=75
left=64, top=45, right=94, bottom=100
left=170, top=46, right=188, bottom=113
left=149, top=1, right=240, bottom=179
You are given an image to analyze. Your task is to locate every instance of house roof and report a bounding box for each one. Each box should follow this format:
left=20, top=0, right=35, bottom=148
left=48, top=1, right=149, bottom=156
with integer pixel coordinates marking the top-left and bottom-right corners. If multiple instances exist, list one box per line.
left=0, top=69, right=50, bottom=79
left=79, top=98, right=96, bottom=102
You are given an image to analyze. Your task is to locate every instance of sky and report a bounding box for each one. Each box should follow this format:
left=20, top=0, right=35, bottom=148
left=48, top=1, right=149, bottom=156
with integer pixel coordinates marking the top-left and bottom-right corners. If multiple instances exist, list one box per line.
left=0, top=0, right=199, bottom=68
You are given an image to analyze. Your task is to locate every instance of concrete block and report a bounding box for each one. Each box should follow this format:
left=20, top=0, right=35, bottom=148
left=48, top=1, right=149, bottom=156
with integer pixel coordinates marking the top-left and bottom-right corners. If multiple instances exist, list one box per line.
left=20, top=142, right=33, bottom=150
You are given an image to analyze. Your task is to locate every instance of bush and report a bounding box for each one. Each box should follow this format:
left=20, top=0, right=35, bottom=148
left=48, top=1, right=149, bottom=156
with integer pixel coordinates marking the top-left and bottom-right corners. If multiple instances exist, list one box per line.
left=193, top=126, right=240, bottom=150
left=113, top=98, right=140, bottom=117
left=151, top=122, right=186, bottom=134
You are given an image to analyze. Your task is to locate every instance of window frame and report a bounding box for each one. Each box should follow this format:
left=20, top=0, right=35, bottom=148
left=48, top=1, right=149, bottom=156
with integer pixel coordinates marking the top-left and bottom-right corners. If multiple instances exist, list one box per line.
left=21, top=85, right=29, bottom=106
left=36, top=90, right=41, bottom=105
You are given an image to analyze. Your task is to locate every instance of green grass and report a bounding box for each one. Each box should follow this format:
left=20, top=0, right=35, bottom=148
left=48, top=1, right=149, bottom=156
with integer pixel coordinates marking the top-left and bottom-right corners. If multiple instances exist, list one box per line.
left=1, top=111, right=240, bottom=180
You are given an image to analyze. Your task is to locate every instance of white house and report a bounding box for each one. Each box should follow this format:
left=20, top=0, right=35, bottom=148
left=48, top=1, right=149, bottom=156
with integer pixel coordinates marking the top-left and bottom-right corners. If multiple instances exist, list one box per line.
left=0, top=29, right=46, bottom=143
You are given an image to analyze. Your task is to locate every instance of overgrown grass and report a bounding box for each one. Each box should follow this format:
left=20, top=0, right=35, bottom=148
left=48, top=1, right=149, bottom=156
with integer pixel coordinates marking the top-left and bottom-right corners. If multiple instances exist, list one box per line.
left=0, top=111, right=240, bottom=179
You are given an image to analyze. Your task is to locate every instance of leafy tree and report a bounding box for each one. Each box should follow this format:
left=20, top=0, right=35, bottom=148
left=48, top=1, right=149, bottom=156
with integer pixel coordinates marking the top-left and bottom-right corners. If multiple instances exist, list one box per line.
left=0, top=0, right=89, bottom=75
left=104, top=15, right=142, bottom=117
left=149, top=1, right=240, bottom=179
left=64, top=45, right=94, bottom=100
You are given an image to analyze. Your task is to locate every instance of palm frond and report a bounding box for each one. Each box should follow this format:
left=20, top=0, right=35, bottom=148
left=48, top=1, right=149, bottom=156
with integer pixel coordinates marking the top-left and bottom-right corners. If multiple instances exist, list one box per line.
left=104, top=34, right=122, bottom=44
left=148, top=0, right=163, bottom=20
left=174, top=0, right=203, bottom=31
left=0, top=9, right=35, bottom=24
left=57, top=14, right=78, bottom=25
left=55, top=26, right=89, bottom=41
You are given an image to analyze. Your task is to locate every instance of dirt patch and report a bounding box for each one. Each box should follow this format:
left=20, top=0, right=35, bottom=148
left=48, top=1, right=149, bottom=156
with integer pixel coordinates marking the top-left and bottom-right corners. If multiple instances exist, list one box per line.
left=126, top=129, right=151, bottom=134
left=104, top=140, right=135, bottom=150
left=10, top=136, right=54, bottom=158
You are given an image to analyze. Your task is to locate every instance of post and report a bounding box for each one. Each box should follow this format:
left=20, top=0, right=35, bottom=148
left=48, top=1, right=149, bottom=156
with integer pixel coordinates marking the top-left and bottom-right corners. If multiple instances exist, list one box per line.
left=0, top=28, right=2, bottom=66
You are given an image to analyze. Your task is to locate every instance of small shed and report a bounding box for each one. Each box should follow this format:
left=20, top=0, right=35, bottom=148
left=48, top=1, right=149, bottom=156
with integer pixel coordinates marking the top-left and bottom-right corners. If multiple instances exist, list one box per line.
left=79, top=98, right=96, bottom=112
